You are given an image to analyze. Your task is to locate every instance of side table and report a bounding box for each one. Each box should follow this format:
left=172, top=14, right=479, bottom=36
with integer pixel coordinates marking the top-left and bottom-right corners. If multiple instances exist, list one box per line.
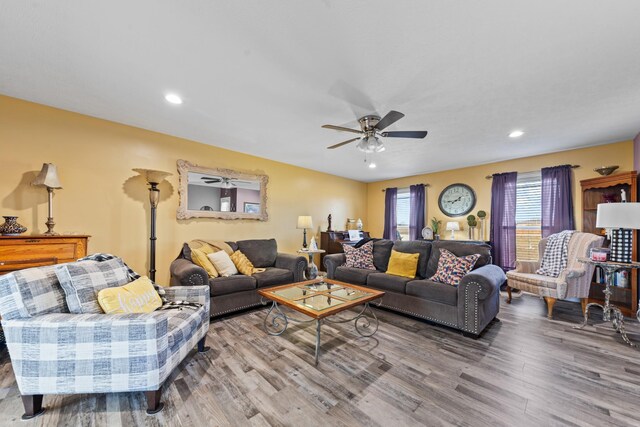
left=297, top=249, right=326, bottom=280
left=574, top=258, right=640, bottom=346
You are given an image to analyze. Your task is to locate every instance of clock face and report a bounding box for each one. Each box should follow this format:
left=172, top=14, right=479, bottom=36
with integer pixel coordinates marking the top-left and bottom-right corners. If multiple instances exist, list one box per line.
left=438, top=184, right=476, bottom=217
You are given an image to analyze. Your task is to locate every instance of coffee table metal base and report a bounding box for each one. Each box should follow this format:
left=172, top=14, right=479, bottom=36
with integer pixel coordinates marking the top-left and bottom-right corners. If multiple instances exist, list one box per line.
left=262, top=299, right=380, bottom=365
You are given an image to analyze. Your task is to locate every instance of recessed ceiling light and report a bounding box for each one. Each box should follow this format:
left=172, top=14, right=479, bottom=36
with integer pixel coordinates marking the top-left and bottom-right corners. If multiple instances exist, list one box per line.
left=164, top=93, right=183, bottom=105
left=509, top=130, right=524, bottom=138
left=368, top=162, right=377, bottom=169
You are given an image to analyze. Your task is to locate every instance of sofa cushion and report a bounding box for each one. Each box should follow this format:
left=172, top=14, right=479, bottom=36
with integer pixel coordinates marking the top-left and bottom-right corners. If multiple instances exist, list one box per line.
left=386, top=250, right=420, bottom=279
left=253, top=267, right=294, bottom=288
left=392, top=240, right=432, bottom=278
left=209, top=275, right=257, bottom=296
left=208, top=251, right=238, bottom=277
left=429, top=249, right=480, bottom=286
left=97, top=276, right=162, bottom=314
left=366, top=273, right=411, bottom=294
left=344, top=241, right=375, bottom=270
left=334, top=266, right=375, bottom=285
left=55, top=258, right=130, bottom=314
left=237, top=239, right=277, bottom=268
left=506, top=271, right=559, bottom=289
left=406, top=279, right=458, bottom=306
left=427, top=241, right=491, bottom=278
left=373, top=240, right=394, bottom=271
left=0, top=265, right=69, bottom=320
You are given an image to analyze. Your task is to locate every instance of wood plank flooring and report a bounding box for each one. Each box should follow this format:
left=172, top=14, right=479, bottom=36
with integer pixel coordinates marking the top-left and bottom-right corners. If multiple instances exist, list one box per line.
left=1, top=293, right=640, bottom=426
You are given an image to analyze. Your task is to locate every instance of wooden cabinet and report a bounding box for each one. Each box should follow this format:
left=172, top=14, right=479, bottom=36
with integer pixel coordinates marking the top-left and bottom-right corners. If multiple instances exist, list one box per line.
left=319, top=231, right=370, bottom=270
left=581, top=171, right=637, bottom=316
left=0, top=235, right=90, bottom=275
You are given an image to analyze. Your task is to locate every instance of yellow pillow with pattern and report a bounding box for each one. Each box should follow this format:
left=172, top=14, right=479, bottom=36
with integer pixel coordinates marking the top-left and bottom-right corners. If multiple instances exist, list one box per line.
left=386, top=250, right=420, bottom=279
left=191, top=248, right=219, bottom=278
left=230, top=250, right=255, bottom=275
left=97, top=276, right=162, bottom=314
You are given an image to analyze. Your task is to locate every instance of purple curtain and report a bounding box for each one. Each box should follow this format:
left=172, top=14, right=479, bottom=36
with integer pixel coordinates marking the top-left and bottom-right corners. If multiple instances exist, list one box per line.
left=383, top=187, right=398, bottom=240
left=541, top=164, right=575, bottom=237
left=409, top=184, right=425, bottom=240
left=490, top=172, right=517, bottom=271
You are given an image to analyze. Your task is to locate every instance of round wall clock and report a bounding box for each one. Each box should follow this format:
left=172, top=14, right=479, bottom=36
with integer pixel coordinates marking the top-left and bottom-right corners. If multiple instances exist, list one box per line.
left=438, top=183, right=477, bottom=217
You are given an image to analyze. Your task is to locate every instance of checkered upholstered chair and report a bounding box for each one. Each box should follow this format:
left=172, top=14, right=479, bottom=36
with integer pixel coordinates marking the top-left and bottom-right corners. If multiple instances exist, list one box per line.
left=0, top=261, right=210, bottom=419
left=505, top=232, right=604, bottom=318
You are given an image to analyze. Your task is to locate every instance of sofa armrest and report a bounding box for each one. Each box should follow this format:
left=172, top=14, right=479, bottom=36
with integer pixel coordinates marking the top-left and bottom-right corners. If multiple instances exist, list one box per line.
left=275, top=253, right=308, bottom=282
left=458, top=264, right=506, bottom=300
left=323, top=253, right=346, bottom=279
left=515, top=260, right=540, bottom=274
left=170, top=258, right=208, bottom=287
left=558, top=268, right=586, bottom=281
left=163, top=285, right=210, bottom=312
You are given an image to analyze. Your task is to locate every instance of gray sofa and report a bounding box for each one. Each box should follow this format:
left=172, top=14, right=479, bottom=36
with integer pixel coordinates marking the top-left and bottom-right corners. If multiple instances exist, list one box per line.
left=170, top=238, right=307, bottom=317
left=324, top=240, right=506, bottom=337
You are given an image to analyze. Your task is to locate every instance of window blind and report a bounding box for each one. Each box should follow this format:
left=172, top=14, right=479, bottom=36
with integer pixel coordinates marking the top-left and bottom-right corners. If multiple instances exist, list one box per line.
left=515, top=171, right=542, bottom=260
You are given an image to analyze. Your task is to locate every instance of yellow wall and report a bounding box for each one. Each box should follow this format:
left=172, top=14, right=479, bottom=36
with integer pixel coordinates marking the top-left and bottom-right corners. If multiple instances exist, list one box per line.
left=0, top=95, right=368, bottom=283
left=367, top=141, right=634, bottom=240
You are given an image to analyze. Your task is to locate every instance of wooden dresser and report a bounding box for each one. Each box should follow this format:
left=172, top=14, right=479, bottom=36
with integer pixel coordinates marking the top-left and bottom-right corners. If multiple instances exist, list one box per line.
left=319, top=231, right=370, bottom=271
left=0, top=235, right=90, bottom=275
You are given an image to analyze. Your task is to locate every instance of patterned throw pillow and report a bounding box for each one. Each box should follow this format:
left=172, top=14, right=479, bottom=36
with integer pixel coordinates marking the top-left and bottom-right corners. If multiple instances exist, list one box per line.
left=429, top=249, right=480, bottom=286
left=343, top=241, right=376, bottom=270
left=230, top=250, right=255, bottom=275
left=55, top=258, right=131, bottom=314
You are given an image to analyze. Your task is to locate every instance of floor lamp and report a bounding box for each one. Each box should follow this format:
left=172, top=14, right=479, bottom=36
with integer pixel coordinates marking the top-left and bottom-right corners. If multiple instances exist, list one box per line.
left=133, top=168, right=172, bottom=282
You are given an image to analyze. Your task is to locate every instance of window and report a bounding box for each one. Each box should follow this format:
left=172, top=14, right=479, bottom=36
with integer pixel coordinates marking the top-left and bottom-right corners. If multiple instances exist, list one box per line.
left=515, top=171, right=542, bottom=260
left=396, top=188, right=410, bottom=240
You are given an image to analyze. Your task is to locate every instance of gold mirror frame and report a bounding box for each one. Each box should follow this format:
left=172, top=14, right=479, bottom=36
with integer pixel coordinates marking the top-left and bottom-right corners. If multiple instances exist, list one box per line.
left=176, top=159, right=268, bottom=220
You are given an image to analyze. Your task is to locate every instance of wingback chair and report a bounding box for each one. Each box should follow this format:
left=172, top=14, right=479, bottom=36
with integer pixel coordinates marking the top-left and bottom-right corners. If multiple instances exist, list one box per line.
left=505, top=232, right=604, bottom=318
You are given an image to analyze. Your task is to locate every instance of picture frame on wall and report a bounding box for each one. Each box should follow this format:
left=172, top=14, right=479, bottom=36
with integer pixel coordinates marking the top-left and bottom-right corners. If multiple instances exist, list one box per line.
left=244, top=202, right=260, bottom=214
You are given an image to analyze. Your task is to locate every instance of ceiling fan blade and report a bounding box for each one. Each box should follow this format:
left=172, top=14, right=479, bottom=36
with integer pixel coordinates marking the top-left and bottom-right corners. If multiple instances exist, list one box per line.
left=201, top=177, right=221, bottom=182
left=381, top=131, right=428, bottom=139
left=327, top=137, right=359, bottom=149
left=375, top=110, right=405, bottom=131
left=321, top=124, right=364, bottom=135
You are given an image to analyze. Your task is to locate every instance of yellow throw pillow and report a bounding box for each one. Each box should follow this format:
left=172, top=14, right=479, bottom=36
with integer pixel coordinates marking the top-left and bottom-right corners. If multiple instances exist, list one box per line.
left=230, top=250, right=255, bottom=276
left=191, top=248, right=219, bottom=278
left=207, top=250, right=238, bottom=277
left=97, top=276, right=162, bottom=314
left=386, top=250, right=420, bottom=279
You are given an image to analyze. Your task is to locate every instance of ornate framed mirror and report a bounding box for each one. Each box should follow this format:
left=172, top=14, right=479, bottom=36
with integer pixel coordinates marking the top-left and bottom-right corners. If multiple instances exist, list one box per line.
left=176, top=159, right=268, bottom=220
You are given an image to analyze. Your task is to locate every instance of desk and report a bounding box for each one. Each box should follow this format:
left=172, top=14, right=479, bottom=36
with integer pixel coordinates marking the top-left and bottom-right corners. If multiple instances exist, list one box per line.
left=297, top=249, right=325, bottom=280
left=574, top=258, right=640, bottom=347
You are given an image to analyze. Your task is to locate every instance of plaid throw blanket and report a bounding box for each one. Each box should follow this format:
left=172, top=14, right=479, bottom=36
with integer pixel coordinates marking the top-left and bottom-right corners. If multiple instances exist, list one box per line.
left=536, top=230, right=575, bottom=277
left=79, top=253, right=202, bottom=311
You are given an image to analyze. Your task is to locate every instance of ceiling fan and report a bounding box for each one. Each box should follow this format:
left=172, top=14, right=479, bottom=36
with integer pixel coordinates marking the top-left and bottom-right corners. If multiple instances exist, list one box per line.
left=322, top=110, right=428, bottom=152
left=200, top=177, right=252, bottom=188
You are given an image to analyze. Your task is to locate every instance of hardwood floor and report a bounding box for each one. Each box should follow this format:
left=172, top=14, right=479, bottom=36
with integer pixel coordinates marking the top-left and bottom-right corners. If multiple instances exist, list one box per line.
left=1, top=293, right=640, bottom=426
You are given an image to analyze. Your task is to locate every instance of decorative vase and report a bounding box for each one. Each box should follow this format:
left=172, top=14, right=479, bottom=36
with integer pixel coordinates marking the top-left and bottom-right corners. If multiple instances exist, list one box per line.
left=356, top=218, right=363, bottom=231
left=0, top=216, right=27, bottom=236
left=468, top=226, right=475, bottom=240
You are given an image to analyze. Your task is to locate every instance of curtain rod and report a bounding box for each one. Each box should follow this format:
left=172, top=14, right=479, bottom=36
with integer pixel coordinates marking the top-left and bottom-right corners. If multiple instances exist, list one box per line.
left=381, top=183, right=430, bottom=192
left=485, top=165, right=580, bottom=180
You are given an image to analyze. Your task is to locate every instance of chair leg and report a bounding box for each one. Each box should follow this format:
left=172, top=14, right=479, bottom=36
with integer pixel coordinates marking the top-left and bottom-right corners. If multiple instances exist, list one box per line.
left=145, top=389, right=164, bottom=415
left=506, top=285, right=512, bottom=304
left=197, top=336, right=210, bottom=353
left=21, top=394, right=45, bottom=420
left=581, top=298, right=588, bottom=315
left=544, top=297, right=557, bottom=319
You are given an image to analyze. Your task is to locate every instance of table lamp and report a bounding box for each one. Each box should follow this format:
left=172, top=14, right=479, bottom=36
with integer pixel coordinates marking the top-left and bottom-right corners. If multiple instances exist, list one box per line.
left=133, top=168, right=172, bottom=281
left=596, top=202, right=640, bottom=263
left=446, top=221, right=460, bottom=240
left=297, top=215, right=313, bottom=249
left=32, top=163, right=62, bottom=235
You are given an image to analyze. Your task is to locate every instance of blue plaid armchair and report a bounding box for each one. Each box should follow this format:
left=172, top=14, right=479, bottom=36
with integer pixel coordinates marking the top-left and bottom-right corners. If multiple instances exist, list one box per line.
left=0, top=261, right=210, bottom=419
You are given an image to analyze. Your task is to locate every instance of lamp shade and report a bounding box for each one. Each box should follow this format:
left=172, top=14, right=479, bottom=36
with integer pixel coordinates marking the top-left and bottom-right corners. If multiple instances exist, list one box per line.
left=446, top=221, right=460, bottom=231
left=132, top=168, right=172, bottom=184
left=32, top=163, right=62, bottom=189
left=297, top=215, right=312, bottom=229
left=596, top=203, right=640, bottom=229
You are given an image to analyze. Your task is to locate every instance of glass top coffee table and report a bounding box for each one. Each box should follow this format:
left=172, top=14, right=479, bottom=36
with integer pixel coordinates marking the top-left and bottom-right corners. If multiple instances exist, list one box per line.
left=258, top=278, right=385, bottom=365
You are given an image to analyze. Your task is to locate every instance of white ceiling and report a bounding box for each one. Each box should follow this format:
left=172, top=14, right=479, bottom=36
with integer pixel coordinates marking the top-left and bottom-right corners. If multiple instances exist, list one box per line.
left=2, top=1, right=639, bottom=182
